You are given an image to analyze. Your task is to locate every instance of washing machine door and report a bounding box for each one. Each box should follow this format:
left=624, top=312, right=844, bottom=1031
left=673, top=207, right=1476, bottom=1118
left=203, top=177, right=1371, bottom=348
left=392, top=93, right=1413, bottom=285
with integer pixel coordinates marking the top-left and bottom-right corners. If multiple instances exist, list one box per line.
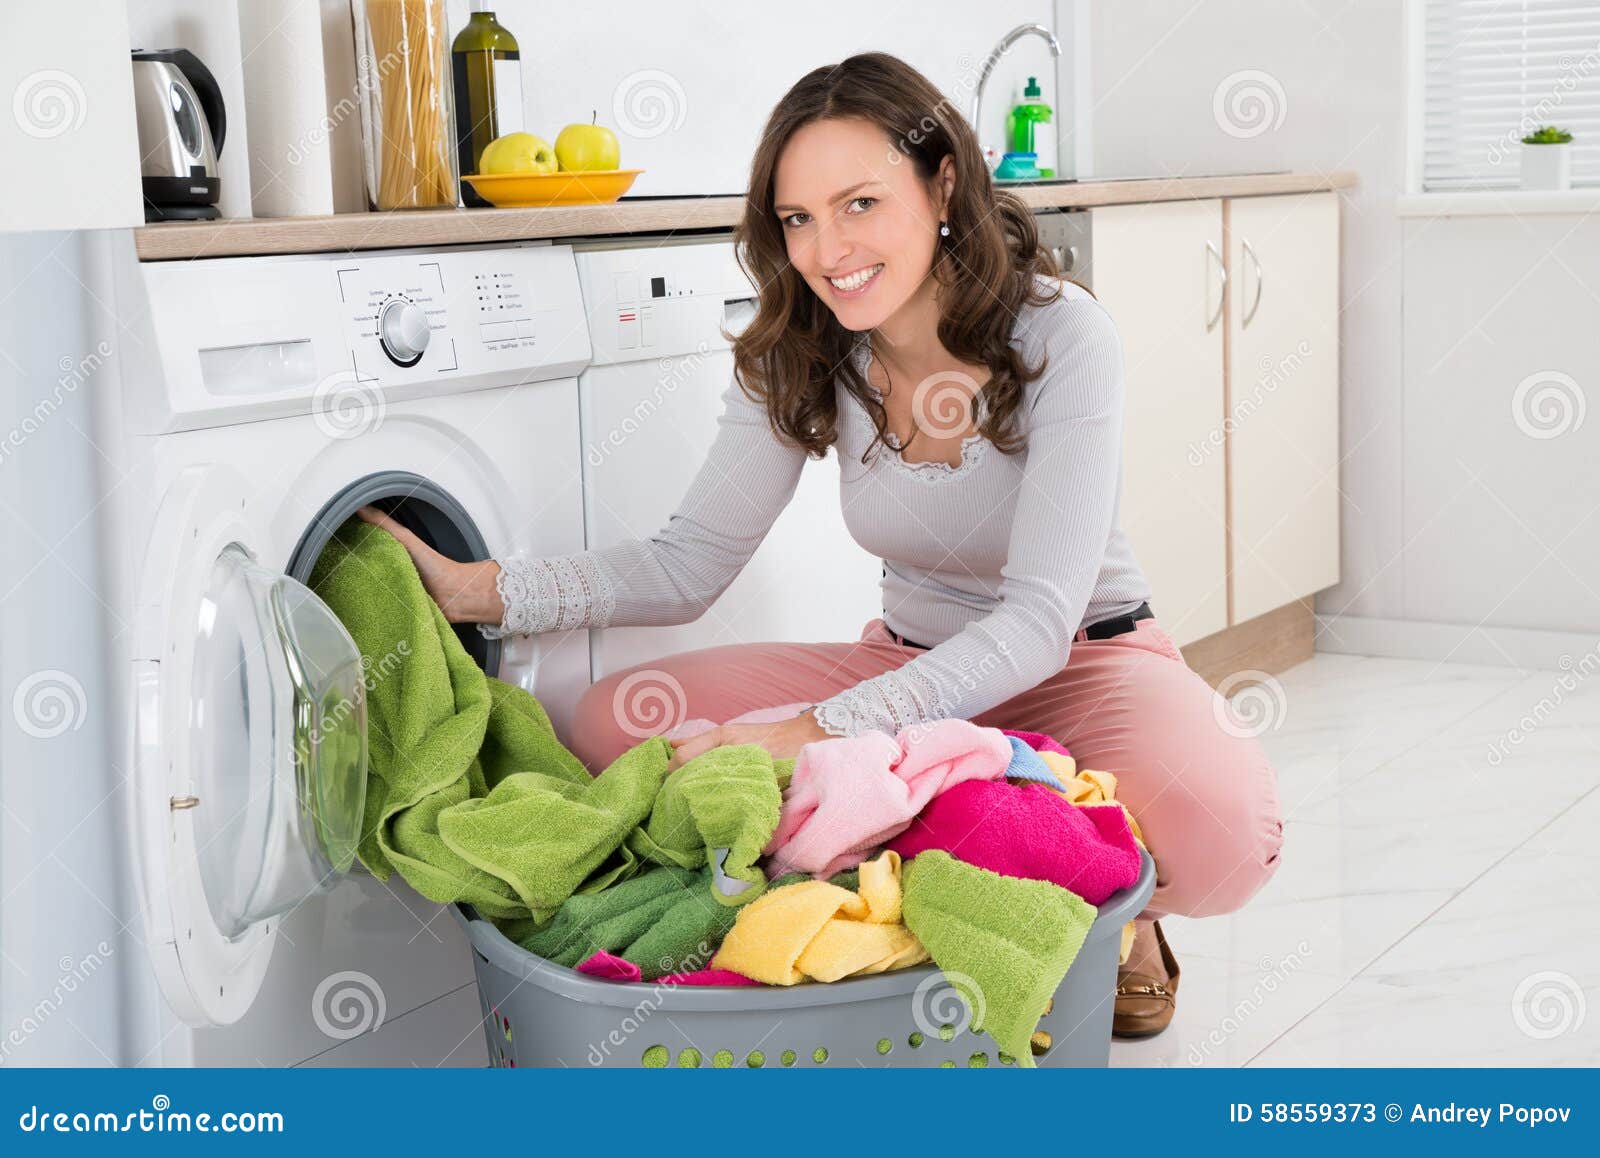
left=131, top=464, right=369, bottom=1026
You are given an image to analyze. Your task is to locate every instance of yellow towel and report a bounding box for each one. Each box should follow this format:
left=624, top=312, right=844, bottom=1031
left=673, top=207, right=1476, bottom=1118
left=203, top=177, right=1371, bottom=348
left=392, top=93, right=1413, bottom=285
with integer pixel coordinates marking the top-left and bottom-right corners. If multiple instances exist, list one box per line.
left=1039, top=752, right=1145, bottom=965
left=1040, top=753, right=1145, bottom=845
left=1039, top=753, right=1119, bottom=806
left=712, top=850, right=931, bottom=984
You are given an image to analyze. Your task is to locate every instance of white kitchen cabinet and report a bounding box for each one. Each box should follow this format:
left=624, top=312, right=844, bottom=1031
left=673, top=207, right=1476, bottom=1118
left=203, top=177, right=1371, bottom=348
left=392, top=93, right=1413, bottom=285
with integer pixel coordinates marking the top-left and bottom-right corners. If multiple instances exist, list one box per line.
left=1226, top=192, right=1342, bottom=623
left=1086, top=199, right=1230, bottom=645
left=3, top=0, right=142, bottom=230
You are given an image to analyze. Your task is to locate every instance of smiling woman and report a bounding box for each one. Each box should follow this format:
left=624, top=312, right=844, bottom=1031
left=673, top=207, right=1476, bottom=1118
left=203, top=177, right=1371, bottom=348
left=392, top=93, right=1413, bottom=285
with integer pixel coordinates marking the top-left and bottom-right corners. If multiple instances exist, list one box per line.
left=376, top=51, right=1285, bottom=1042
left=738, top=55, right=1057, bottom=462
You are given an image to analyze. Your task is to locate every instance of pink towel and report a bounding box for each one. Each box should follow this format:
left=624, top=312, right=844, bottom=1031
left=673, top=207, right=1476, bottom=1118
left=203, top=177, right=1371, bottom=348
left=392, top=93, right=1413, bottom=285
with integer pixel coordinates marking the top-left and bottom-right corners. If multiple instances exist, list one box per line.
left=575, top=950, right=762, bottom=987
left=764, top=718, right=1013, bottom=876
left=886, top=781, right=1142, bottom=906
left=1002, top=728, right=1072, bottom=759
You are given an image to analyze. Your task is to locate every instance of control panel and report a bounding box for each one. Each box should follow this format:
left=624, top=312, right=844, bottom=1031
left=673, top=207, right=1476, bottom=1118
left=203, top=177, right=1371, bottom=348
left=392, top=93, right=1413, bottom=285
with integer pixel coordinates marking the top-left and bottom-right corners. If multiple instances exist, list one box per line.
left=573, top=239, right=756, bottom=365
left=473, top=266, right=539, bottom=350
left=131, top=242, right=593, bottom=433
left=335, top=246, right=591, bottom=386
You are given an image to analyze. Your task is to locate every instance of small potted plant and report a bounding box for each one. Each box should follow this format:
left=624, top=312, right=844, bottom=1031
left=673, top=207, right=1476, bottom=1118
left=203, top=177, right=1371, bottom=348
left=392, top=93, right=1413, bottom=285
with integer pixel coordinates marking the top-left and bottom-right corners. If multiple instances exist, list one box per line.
left=1521, top=125, right=1574, bottom=191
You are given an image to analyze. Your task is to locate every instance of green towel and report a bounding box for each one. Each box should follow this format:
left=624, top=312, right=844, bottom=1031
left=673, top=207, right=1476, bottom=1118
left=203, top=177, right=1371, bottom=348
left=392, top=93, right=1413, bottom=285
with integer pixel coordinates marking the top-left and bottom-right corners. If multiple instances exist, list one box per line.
left=437, top=736, right=668, bottom=918
left=512, top=866, right=698, bottom=970
left=626, top=744, right=780, bottom=901
left=825, top=868, right=860, bottom=893
left=309, top=518, right=660, bottom=918
left=309, top=517, right=495, bottom=882
left=309, top=517, right=784, bottom=922
left=901, top=851, right=1098, bottom=1068
left=511, top=865, right=812, bottom=980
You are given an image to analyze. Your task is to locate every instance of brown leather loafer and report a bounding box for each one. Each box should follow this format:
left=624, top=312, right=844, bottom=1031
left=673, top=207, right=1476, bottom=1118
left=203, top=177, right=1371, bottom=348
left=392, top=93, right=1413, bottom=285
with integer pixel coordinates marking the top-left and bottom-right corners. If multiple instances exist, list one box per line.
left=1112, top=920, right=1180, bottom=1039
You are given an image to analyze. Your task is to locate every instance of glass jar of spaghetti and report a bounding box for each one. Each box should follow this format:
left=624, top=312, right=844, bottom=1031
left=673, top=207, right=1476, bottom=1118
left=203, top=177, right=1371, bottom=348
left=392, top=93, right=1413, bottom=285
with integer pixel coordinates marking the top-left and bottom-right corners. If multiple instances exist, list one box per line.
left=351, top=0, right=458, bottom=210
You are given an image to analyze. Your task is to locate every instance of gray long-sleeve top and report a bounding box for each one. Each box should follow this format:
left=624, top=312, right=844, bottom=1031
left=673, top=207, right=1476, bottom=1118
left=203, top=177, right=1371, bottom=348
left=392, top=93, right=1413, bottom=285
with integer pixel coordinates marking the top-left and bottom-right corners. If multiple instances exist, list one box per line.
left=481, top=276, right=1153, bottom=737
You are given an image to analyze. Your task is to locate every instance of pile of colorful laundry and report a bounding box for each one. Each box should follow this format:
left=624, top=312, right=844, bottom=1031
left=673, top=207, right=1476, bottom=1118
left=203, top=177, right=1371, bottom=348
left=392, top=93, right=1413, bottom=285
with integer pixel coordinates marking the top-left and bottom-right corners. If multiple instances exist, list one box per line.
left=309, top=518, right=1148, bottom=1066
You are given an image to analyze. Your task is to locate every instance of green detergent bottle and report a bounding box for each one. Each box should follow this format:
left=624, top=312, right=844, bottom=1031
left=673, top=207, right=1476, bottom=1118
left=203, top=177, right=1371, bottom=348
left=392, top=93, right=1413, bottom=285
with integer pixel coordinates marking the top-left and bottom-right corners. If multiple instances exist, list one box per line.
left=1008, top=77, right=1054, bottom=177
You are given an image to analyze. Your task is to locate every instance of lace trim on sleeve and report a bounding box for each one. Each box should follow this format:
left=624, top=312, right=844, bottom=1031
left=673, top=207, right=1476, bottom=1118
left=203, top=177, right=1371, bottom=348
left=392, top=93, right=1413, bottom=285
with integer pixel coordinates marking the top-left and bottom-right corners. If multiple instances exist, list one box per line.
left=810, top=662, right=947, bottom=738
left=476, top=552, right=617, bottom=640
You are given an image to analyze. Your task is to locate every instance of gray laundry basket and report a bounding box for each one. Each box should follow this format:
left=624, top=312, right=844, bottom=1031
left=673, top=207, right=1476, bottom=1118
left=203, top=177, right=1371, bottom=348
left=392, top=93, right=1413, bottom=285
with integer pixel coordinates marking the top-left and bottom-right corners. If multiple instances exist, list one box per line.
left=455, top=849, right=1154, bottom=1069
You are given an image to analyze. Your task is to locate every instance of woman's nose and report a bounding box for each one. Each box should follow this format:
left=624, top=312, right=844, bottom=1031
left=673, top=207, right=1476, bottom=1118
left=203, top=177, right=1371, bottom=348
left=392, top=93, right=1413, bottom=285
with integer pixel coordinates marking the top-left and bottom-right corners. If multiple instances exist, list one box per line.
left=811, top=218, right=852, bottom=272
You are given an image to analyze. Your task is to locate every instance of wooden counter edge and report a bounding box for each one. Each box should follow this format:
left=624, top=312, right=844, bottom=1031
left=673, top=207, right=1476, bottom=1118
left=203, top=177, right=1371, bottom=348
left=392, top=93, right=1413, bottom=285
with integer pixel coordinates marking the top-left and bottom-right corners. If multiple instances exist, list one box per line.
left=134, top=171, right=1358, bottom=261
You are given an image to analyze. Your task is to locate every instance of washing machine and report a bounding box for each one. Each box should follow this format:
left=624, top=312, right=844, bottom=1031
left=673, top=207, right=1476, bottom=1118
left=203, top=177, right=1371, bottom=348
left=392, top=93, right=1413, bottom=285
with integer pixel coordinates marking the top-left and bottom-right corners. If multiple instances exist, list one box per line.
left=90, top=235, right=593, bottom=1066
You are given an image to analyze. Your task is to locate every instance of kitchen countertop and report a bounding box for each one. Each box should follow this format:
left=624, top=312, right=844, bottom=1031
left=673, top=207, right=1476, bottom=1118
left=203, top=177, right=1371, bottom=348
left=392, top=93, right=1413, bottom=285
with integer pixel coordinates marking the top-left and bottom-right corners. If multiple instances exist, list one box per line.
left=132, top=170, right=1356, bottom=261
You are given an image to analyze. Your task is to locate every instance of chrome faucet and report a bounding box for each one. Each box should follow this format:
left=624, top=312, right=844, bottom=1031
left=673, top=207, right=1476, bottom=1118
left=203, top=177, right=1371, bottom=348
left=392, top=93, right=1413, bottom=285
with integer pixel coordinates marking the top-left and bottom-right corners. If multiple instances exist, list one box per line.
left=969, top=23, right=1063, bottom=171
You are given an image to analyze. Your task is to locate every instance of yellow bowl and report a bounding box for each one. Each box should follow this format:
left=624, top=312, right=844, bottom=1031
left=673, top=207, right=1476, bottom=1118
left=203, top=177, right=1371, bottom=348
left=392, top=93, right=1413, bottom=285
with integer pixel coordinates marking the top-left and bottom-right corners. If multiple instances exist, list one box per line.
left=462, top=168, right=643, bottom=208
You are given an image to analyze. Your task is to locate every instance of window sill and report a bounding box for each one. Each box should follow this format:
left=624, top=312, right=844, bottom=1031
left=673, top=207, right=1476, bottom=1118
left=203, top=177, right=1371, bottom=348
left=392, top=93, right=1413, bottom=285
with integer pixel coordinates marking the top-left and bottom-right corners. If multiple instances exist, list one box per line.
left=1398, top=189, right=1600, bottom=218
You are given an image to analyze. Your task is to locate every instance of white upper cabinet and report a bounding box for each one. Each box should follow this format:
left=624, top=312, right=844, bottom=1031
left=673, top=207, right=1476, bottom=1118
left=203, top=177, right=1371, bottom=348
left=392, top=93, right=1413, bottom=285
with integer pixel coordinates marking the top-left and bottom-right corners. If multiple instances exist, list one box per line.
left=1, top=0, right=141, bottom=231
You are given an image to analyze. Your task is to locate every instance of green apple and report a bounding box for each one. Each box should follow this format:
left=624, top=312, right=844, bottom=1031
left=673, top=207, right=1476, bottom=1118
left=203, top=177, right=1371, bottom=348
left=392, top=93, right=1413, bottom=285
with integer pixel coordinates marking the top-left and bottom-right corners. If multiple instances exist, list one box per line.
left=479, top=132, right=557, bottom=175
left=554, top=112, right=621, bottom=171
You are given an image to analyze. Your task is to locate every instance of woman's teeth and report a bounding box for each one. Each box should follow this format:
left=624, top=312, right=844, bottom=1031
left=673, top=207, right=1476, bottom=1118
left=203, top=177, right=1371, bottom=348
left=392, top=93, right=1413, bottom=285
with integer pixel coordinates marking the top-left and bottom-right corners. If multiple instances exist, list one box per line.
left=829, top=264, right=884, bottom=293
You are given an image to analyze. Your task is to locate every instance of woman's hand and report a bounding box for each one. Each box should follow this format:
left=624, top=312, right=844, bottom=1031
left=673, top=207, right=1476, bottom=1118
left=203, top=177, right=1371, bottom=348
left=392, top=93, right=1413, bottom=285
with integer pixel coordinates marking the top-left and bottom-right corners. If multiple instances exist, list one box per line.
left=665, top=707, right=833, bottom=771
left=354, top=506, right=505, bottom=625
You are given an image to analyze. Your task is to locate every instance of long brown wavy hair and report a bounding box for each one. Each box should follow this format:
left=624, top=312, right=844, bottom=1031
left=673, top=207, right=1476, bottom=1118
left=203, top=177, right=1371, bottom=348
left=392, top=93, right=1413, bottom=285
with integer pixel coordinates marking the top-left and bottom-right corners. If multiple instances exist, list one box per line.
left=731, top=51, right=1068, bottom=462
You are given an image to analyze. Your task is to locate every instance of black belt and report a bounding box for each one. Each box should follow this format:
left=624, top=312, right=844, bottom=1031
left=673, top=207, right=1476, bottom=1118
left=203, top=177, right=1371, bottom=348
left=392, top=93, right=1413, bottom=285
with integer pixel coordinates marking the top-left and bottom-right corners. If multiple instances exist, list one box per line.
left=886, top=602, right=1153, bottom=651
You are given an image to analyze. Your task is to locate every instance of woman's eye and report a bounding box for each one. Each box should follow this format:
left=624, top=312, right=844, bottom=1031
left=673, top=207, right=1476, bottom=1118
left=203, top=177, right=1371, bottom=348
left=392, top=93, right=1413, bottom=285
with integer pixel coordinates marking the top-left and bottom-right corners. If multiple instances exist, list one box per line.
left=781, top=211, right=810, bottom=229
left=848, top=196, right=876, bottom=213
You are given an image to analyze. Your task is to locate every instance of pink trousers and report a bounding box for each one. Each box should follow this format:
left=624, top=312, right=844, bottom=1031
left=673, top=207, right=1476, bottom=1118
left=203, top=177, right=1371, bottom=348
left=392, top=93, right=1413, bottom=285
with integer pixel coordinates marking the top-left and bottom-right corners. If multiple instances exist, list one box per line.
left=568, top=615, right=1283, bottom=922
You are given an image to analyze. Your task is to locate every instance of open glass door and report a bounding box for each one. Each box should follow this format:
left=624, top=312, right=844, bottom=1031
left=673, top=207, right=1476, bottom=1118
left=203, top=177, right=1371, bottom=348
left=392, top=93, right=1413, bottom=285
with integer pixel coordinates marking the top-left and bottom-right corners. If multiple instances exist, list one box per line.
left=132, top=465, right=368, bottom=1026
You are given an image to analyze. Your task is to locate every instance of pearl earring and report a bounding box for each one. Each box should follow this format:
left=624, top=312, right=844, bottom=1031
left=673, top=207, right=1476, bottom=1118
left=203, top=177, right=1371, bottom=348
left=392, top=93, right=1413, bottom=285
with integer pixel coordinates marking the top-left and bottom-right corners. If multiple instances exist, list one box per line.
left=939, top=220, right=950, bottom=237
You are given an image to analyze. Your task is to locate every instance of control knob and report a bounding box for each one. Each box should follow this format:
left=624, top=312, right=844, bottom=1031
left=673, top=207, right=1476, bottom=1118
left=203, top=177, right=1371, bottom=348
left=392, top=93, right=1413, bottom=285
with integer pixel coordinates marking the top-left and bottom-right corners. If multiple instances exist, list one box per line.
left=378, top=299, right=430, bottom=366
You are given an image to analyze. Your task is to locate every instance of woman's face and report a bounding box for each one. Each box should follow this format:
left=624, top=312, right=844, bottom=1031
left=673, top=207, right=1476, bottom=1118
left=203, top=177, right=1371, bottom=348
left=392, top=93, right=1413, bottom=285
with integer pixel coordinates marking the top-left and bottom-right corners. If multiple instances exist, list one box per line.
left=773, top=116, right=950, bottom=332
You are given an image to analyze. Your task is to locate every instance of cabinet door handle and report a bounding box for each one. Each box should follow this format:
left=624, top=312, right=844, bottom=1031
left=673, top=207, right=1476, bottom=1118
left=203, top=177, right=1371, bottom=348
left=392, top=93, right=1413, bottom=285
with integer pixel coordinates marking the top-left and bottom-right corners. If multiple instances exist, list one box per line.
left=1205, top=240, right=1227, bottom=331
left=1242, top=237, right=1265, bottom=328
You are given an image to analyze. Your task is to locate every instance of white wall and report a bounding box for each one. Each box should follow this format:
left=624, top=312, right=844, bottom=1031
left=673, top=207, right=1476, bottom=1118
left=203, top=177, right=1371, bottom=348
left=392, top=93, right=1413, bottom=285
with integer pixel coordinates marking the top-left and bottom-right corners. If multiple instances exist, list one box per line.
left=439, top=0, right=1069, bottom=197
left=1399, top=209, right=1600, bottom=640
left=258, top=0, right=1073, bottom=211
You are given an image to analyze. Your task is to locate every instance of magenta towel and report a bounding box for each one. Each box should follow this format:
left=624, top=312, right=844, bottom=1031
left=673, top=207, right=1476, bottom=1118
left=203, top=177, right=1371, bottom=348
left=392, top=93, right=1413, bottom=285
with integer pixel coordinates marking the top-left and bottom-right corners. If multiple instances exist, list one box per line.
left=663, top=968, right=763, bottom=987
left=764, top=718, right=1013, bottom=877
left=1002, top=728, right=1072, bottom=759
left=575, top=950, right=639, bottom=981
left=886, top=782, right=1142, bottom=906
left=575, top=950, right=762, bottom=987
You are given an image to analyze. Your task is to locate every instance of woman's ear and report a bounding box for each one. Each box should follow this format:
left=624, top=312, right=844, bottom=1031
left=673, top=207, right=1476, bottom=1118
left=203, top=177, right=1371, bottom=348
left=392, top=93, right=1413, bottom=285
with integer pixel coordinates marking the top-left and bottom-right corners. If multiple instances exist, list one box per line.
left=937, top=154, right=957, bottom=215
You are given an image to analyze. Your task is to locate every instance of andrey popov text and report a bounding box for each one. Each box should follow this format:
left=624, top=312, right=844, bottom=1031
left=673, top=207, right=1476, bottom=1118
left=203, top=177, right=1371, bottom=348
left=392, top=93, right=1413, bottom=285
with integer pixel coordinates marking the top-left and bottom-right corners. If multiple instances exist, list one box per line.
left=1404, top=1104, right=1570, bottom=1128
left=1230, top=1103, right=1572, bottom=1128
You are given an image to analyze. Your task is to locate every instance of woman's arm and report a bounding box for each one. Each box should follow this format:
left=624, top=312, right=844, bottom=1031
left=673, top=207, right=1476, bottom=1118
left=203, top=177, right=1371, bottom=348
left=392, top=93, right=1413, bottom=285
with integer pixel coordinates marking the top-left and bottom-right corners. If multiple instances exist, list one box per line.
left=480, top=370, right=808, bottom=638
left=809, top=296, right=1129, bottom=736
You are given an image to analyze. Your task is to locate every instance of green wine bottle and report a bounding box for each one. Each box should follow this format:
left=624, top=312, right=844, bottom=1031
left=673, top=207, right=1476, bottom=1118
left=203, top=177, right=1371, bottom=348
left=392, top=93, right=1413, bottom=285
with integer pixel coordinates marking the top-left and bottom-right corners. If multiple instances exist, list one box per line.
left=452, top=1, right=523, bottom=206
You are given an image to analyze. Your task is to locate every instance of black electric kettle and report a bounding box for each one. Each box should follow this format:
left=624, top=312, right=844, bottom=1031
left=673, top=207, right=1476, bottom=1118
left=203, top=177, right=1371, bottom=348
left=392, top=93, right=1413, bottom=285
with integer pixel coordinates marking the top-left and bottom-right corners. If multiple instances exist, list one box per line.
left=131, top=48, right=226, bottom=222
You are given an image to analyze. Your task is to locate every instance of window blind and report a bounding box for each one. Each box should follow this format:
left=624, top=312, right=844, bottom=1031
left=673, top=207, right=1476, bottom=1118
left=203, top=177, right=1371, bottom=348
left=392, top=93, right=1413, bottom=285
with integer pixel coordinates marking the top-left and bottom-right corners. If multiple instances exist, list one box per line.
left=1422, top=0, right=1600, bottom=190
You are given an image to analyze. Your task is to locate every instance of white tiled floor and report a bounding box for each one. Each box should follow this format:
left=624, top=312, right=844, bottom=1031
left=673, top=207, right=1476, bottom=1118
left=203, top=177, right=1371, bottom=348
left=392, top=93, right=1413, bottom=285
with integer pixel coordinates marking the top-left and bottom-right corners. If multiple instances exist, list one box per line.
left=1111, top=653, right=1600, bottom=1067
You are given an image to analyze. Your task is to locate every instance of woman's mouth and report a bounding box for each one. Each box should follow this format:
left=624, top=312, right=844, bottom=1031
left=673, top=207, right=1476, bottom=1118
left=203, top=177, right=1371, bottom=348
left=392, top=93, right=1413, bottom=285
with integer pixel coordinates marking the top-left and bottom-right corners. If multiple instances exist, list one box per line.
left=827, top=263, right=884, bottom=298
